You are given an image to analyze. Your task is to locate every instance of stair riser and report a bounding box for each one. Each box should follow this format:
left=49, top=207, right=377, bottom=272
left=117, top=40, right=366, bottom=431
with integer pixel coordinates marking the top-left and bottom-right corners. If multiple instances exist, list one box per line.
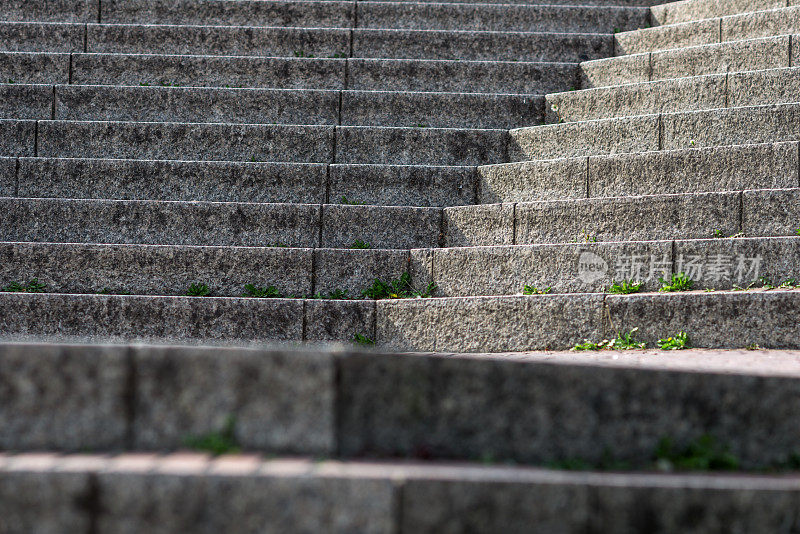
left=4, top=331, right=800, bottom=467
left=582, top=35, right=793, bottom=88
left=0, top=198, right=445, bottom=249
left=0, top=22, right=613, bottom=63
left=0, top=52, right=579, bottom=94
left=0, top=120, right=508, bottom=166
left=480, top=141, right=799, bottom=203
left=0, top=85, right=543, bottom=129
left=651, top=0, right=786, bottom=26
left=7, top=455, right=800, bottom=534
left=0, top=243, right=417, bottom=298
left=511, top=102, right=800, bottom=161
left=103, top=0, right=648, bottom=33
left=5, top=158, right=476, bottom=207
left=445, top=188, right=800, bottom=247
left=616, top=6, right=800, bottom=55
left=551, top=67, right=800, bottom=123
left=428, top=237, right=800, bottom=296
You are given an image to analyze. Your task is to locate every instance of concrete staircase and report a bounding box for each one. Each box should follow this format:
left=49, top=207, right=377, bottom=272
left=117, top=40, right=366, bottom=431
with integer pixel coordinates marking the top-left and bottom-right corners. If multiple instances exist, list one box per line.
left=3, top=0, right=800, bottom=531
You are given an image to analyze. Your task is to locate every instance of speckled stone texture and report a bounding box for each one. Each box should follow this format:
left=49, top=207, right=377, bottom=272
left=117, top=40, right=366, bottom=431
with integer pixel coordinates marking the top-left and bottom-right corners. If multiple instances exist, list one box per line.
left=339, top=346, right=800, bottom=466
left=353, top=29, right=614, bottom=62
left=0, top=157, right=15, bottom=196
left=515, top=192, right=740, bottom=244
left=615, top=18, right=719, bottom=55
left=430, top=240, right=672, bottom=295
left=588, top=141, right=799, bottom=197
left=37, top=120, right=335, bottom=162
left=341, top=90, right=544, bottom=129
left=0, top=343, right=128, bottom=450
left=347, top=58, right=579, bottom=94
left=132, top=346, right=335, bottom=452
left=546, top=74, right=727, bottom=123
left=742, top=188, right=800, bottom=237
left=0, top=119, right=36, bottom=156
left=510, top=114, right=659, bottom=161
left=607, top=291, right=800, bottom=349
left=321, top=204, right=441, bottom=249
left=0, top=51, right=70, bottom=84
left=356, top=3, right=648, bottom=33
left=443, top=203, right=514, bottom=247
left=0, top=21, right=85, bottom=52
left=0, top=242, right=314, bottom=297
left=478, top=157, right=587, bottom=203
left=102, top=0, right=356, bottom=28
left=17, top=158, right=328, bottom=204
left=0, top=197, right=322, bottom=247
left=335, top=126, right=508, bottom=166
left=650, top=35, right=791, bottom=81
left=0, top=83, right=53, bottom=119
left=662, top=102, right=800, bottom=151
left=2, top=0, right=95, bottom=22
left=0, top=469, right=91, bottom=533
left=376, top=294, right=603, bottom=352
left=305, top=300, right=376, bottom=342
left=55, top=85, right=340, bottom=125
left=87, top=24, right=351, bottom=58
left=313, top=248, right=410, bottom=297
left=0, top=293, right=305, bottom=344
left=729, top=67, right=800, bottom=108
left=674, top=237, right=800, bottom=289
left=72, top=52, right=347, bottom=90
left=95, top=469, right=395, bottom=534
left=721, top=6, right=800, bottom=42
left=329, top=164, right=477, bottom=207
left=579, top=53, right=650, bottom=88
left=651, top=0, right=784, bottom=26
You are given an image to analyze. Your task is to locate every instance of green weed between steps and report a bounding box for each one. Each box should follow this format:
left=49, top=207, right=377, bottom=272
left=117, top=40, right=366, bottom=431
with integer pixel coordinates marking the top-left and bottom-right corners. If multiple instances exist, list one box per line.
left=608, top=279, right=643, bottom=294
left=712, top=229, right=744, bottom=239
left=183, top=415, right=240, bottom=456
left=351, top=239, right=371, bottom=249
left=573, top=328, right=690, bottom=351
left=242, top=284, right=282, bottom=298
left=572, top=328, right=646, bottom=351
left=353, top=332, right=375, bottom=346
left=659, top=272, right=693, bottom=292
left=185, top=282, right=211, bottom=297
left=361, top=272, right=436, bottom=300
left=339, top=196, right=365, bottom=205
left=1, top=279, right=47, bottom=293
left=657, top=331, right=690, bottom=350
left=522, top=284, right=551, bottom=295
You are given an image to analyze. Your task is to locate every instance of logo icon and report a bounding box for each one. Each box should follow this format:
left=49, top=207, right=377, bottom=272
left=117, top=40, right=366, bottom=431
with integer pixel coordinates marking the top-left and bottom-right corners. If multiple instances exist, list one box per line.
left=577, top=252, right=608, bottom=284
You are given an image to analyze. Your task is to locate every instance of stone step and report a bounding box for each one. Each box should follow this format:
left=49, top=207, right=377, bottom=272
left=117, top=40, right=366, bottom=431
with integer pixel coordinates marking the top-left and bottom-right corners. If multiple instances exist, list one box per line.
left=0, top=289, right=799, bottom=351
left=0, top=51, right=580, bottom=95
left=69, top=52, right=580, bottom=94
left=0, top=197, right=445, bottom=249
left=615, top=5, right=800, bottom=56
left=8, top=188, right=793, bottom=251
left=3, top=119, right=508, bottom=165
left=428, top=236, right=800, bottom=296
left=0, top=242, right=415, bottom=298
left=0, top=83, right=543, bottom=129
left=441, top=188, right=799, bottom=247
left=650, top=0, right=788, bottom=26
left=1, top=236, right=796, bottom=299
left=479, top=141, right=797, bottom=203
left=101, top=0, right=648, bottom=34
left=549, top=65, right=800, bottom=123
left=581, top=34, right=793, bottom=88
left=510, top=101, right=800, bottom=161
left=0, top=22, right=613, bottom=62
left=7, top=452, right=800, bottom=531
left=3, top=157, right=477, bottom=207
